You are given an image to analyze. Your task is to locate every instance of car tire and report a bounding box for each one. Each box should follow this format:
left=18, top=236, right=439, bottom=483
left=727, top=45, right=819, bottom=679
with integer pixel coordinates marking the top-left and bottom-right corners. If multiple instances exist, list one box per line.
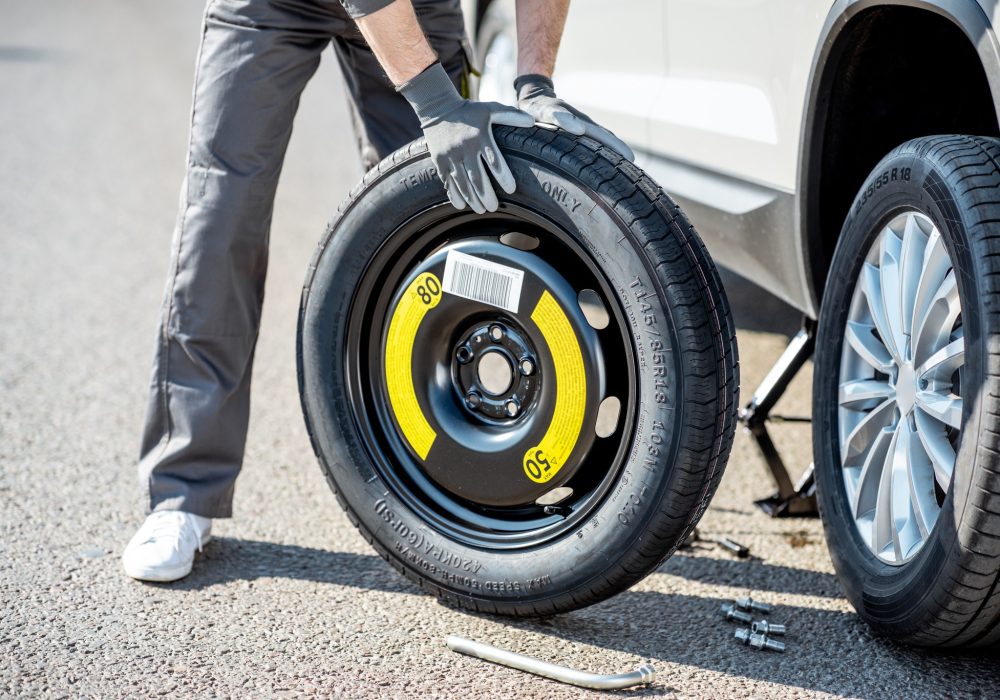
left=297, top=126, right=739, bottom=616
left=814, top=135, right=1000, bottom=647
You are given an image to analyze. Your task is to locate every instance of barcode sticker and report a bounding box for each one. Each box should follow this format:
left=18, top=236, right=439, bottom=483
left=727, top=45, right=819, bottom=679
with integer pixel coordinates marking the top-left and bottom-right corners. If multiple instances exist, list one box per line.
left=442, top=250, right=524, bottom=313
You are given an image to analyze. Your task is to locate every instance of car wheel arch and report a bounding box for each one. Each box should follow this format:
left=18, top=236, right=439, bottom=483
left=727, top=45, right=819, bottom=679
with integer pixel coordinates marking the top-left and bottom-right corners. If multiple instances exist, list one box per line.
left=797, top=0, right=1000, bottom=317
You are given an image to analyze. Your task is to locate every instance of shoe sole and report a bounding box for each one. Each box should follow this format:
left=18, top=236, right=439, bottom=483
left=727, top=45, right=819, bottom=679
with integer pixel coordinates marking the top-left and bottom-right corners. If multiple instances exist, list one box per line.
left=122, top=533, right=211, bottom=583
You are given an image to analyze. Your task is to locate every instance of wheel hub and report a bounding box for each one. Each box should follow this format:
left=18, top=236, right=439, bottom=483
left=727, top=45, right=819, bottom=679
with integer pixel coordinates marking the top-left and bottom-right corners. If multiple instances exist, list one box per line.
left=455, top=322, right=538, bottom=421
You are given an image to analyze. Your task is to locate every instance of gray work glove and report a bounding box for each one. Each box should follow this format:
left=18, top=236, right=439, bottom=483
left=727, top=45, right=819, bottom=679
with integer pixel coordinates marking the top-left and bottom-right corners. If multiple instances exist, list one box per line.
left=514, top=74, right=635, bottom=161
left=399, top=62, right=534, bottom=214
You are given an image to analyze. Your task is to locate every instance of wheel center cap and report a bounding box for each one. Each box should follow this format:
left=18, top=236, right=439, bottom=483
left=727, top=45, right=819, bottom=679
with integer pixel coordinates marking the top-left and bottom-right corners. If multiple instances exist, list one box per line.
left=896, top=362, right=916, bottom=415
left=478, top=350, right=513, bottom=395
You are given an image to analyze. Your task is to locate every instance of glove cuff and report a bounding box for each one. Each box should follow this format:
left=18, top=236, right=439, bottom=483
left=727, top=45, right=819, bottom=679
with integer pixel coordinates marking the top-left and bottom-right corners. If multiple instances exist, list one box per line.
left=514, top=74, right=556, bottom=101
left=398, top=62, right=465, bottom=128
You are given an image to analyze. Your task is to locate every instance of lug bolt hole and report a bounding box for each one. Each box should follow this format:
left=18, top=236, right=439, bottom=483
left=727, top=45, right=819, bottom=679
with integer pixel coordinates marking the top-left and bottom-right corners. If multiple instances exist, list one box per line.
left=519, top=357, right=535, bottom=376
left=489, top=324, right=505, bottom=342
left=456, top=344, right=473, bottom=364
left=505, top=399, right=519, bottom=417
left=466, top=391, right=482, bottom=409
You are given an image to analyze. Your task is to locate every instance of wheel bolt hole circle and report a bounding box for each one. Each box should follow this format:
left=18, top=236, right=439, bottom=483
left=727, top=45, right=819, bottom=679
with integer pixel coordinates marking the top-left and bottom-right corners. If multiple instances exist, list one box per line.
left=452, top=321, right=540, bottom=420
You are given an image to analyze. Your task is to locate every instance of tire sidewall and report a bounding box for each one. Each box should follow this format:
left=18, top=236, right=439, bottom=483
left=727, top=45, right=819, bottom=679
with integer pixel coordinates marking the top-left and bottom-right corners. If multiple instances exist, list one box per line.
left=814, top=142, right=983, bottom=637
left=299, top=140, right=690, bottom=606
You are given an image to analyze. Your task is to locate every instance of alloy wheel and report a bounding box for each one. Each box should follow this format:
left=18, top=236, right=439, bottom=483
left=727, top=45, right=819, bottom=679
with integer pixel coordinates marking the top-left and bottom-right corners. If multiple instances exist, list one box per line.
left=838, top=210, right=964, bottom=564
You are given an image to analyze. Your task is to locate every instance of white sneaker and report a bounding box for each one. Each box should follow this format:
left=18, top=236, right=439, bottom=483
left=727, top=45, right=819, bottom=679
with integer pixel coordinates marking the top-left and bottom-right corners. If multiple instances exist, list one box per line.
left=121, top=510, right=212, bottom=582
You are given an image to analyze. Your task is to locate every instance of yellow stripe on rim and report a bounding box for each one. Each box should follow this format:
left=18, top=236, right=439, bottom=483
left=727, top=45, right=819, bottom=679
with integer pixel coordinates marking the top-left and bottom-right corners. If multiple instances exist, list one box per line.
left=522, top=290, right=587, bottom=483
left=385, top=272, right=442, bottom=460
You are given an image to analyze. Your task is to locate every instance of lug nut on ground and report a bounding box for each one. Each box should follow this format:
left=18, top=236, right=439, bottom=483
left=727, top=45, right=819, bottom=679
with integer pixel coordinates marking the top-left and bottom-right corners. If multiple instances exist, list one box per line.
left=734, top=628, right=785, bottom=652
left=719, top=603, right=753, bottom=624
left=751, top=619, right=785, bottom=636
left=735, top=596, right=771, bottom=614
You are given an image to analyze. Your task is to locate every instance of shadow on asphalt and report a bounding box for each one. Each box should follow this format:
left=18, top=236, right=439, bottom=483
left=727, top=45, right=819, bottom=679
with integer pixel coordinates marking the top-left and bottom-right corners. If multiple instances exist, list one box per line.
left=719, top=268, right=802, bottom=337
left=165, top=538, right=998, bottom=698
left=659, top=551, right=842, bottom=599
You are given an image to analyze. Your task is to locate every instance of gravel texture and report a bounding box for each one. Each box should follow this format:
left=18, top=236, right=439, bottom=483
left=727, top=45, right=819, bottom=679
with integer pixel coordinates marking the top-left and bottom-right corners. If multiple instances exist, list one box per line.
left=2, top=2, right=998, bottom=697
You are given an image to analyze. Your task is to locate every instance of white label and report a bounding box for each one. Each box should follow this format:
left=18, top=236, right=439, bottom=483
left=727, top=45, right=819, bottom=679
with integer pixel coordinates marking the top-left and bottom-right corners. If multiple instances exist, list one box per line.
left=442, top=250, right=524, bottom=313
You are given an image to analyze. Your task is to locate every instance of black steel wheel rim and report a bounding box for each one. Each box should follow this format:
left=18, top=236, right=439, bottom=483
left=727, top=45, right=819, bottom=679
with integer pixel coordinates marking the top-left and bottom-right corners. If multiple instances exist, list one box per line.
left=344, top=202, right=639, bottom=549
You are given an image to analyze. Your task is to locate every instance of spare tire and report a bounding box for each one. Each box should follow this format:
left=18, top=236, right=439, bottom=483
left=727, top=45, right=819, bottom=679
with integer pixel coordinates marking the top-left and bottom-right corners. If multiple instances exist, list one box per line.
left=297, top=126, right=738, bottom=615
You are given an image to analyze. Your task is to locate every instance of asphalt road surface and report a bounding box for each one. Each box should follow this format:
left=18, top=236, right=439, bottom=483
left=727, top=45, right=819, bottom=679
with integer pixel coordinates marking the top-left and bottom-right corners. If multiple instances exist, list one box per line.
left=3, top=2, right=999, bottom=698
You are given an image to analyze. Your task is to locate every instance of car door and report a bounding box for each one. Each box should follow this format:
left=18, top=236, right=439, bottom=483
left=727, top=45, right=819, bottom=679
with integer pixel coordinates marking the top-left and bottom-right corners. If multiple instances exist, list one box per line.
left=637, top=0, right=829, bottom=312
left=553, top=0, right=667, bottom=152
left=652, top=0, right=829, bottom=192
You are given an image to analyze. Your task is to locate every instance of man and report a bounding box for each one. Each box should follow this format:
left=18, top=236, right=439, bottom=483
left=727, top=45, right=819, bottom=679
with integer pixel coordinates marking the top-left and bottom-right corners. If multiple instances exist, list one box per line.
left=122, top=0, right=633, bottom=582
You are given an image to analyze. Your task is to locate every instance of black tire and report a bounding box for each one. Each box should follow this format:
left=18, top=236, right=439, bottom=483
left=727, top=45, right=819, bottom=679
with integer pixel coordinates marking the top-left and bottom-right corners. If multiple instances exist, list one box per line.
left=297, top=127, right=738, bottom=616
left=815, top=135, right=1000, bottom=647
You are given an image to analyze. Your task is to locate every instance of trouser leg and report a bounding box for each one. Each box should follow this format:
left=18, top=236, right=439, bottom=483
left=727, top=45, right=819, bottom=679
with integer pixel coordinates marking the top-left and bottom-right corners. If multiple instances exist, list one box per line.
left=333, top=0, right=469, bottom=170
left=138, top=0, right=346, bottom=518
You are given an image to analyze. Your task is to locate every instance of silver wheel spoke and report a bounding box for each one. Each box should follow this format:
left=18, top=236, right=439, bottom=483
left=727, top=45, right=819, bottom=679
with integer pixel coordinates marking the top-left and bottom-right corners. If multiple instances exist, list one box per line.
left=910, top=229, right=951, bottom=343
left=913, top=271, right=960, bottom=368
left=878, top=230, right=907, bottom=361
left=917, top=336, right=964, bottom=381
left=900, top=419, right=938, bottom=540
left=845, top=320, right=894, bottom=373
left=914, top=407, right=956, bottom=490
left=916, top=391, right=963, bottom=429
left=899, top=213, right=929, bottom=338
left=839, top=379, right=894, bottom=410
left=861, top=262, right=902, bottom=364
left=873, top=427, right=902, bottom=559
left=843, top=397, right=897, bottom=466
left=851, top=426, right=894, bottom=523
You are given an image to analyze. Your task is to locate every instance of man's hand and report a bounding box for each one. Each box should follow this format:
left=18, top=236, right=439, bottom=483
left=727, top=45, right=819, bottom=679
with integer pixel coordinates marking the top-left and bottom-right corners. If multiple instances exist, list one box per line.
left=515, top=74, right=634, bottom=161
left=400, top=63, right=534, bottom=214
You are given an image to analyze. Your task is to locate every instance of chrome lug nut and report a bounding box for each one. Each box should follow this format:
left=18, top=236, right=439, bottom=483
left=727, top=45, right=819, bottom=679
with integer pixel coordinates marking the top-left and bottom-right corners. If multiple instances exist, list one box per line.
left=751, top=619, right=785, bottom=636
left=489, top=324, right=505, bottom=342
left=466, top=391, right=482, bottom=409
left=734, top=628, right=785, bottom=652
left=519, top=357, right=535, bottom=376
left=719, top=603, right=753, bottom=624
left=735, top=596, right=771, bottom=615
left=504, top=399, right=520, bottom=417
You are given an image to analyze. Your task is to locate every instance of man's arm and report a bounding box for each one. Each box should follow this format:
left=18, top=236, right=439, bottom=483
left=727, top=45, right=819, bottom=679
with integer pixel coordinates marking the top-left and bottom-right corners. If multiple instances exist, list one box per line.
left=351, top=0, right=437, bottom=85
left=346, top=0, right=533, bottom=214
left=513, top=0, right=634, bottom=160
left=515, top=0, right=570, bottom=77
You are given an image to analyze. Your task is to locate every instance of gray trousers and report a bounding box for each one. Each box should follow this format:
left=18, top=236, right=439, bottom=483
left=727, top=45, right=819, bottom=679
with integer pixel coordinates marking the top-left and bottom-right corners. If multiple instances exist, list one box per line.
left=139, top=0, right=468, bottom=517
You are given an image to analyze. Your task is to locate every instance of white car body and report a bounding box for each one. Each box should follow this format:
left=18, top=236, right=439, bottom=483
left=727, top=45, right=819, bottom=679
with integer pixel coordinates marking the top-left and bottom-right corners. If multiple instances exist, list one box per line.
left=463, top=0, right=1000, bottom=319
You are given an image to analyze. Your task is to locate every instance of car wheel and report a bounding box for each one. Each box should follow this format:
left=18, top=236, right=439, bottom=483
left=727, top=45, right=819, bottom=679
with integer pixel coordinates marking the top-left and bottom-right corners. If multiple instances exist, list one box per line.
left=814, top=135, right=1000, bottom=646
left=297, top=126, right=738, bottom=615
left=474, top=0, right=517, bottom=105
